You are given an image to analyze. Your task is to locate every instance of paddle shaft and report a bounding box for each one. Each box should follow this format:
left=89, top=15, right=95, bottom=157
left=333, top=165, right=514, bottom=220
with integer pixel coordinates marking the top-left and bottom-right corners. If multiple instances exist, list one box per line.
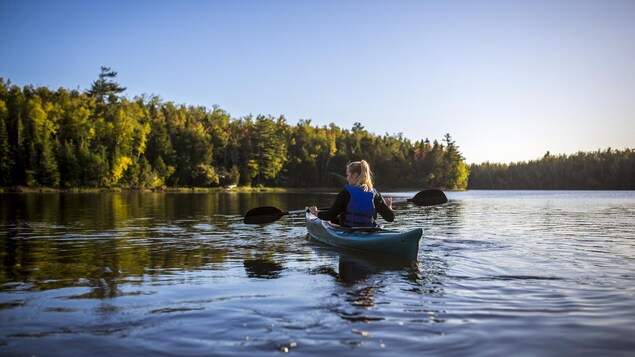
left=286, top=208, right=327, bottom=215
left=243, top=189, right=447, bottom=224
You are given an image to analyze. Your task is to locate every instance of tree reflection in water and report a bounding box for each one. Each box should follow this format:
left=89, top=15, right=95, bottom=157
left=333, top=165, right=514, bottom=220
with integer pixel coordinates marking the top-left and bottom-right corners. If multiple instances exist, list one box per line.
left=243, top=258, right=284, bottom=279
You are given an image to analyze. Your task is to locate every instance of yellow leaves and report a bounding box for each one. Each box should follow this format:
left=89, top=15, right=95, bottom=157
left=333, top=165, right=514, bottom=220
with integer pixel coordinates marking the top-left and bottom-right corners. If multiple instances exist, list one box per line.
left=27, top=98, right=47, bottom=130
left=109, top=102, right=151, bottom=156
left=63, top=98, right=93, bottom=139
left=455, top=162, right=471, bottom=189
left=0, top=99, right=7, bottom=120
left=136, top=122, right=151, bottom=156
left=27, top=97, right=59, bottom=137
left=149, top=174, right=165, bottom=189
left=111, top=156, right=133, bottom=186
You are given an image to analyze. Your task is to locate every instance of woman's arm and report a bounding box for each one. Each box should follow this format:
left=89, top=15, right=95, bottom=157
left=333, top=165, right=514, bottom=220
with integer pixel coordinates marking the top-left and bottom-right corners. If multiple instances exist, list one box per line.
left=315, top=189, right=349, bottom=221
left=375, top=192, right=395, bottom=222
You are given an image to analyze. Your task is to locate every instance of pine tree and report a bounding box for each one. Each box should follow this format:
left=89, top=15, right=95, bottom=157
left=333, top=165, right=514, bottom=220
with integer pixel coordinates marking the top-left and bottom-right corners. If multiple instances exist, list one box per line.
left=0, top=115, right=13, bottom=185
left=88, top=66, right=126, bottom=104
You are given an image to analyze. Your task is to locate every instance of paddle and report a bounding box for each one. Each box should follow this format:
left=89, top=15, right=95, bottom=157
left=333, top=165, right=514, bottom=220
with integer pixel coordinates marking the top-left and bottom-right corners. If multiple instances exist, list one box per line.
left=243, top=206, right=325, bottom=225
left=402, top=189, right=448, bottom=206
left=243, top=189, right=447, bottom=224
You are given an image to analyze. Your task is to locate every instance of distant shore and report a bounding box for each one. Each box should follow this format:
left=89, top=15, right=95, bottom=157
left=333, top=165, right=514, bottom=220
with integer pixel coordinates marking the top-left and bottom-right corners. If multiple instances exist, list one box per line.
left=0, top=186, right=335, bottom=193
left=0, top=186, right=451, bottom=194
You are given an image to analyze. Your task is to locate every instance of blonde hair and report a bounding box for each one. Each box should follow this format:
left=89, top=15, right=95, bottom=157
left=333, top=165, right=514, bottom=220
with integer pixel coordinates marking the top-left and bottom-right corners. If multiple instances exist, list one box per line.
left=347, top=160, right=374, bottom=191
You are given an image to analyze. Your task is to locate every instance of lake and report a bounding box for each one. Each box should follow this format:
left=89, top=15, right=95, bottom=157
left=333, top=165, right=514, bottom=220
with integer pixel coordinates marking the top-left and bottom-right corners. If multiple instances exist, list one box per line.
left=1, top=190, right=634, bottom=356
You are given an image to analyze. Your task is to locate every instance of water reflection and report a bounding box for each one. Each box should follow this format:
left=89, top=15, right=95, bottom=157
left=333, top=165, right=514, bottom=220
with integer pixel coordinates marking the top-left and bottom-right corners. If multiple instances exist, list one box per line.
left=0, top=192, right=314, bottom=293
left=305, top=240, right=448, bottom=326
left=0, top=191, right=454, bottom=351
left=335, top=253, right=405, bottom=323
left=0, top=192, right=313, bottom=231
left=1, top=191, right=633, bottom=356
left=336, top=252, right=413, bottom=286
left=1, top=191, right=452, bottom=303
left=243, top=258, right=284, bottom=279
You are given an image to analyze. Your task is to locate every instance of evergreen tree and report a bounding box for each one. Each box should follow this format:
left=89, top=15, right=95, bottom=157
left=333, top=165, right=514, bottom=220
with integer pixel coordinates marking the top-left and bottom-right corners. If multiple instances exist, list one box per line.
left=88, top=66, right=126, bottom=104
left=0, top=114, right=12, bottom=185
left=59, top=140, right=79, bottom=188
left=443, top=133, right=469, bottom=189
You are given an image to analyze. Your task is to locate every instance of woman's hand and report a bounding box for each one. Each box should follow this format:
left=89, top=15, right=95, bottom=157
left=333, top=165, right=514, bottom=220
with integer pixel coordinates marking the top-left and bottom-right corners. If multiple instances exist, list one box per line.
left=309, top=206, right=319, bottom=215
left=385, top=197, right=392, bottom=209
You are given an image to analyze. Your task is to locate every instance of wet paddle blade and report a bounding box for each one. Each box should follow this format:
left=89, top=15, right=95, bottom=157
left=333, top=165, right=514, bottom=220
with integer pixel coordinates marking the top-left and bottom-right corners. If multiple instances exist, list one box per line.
left=243, top=206, right=286, bottom=224
left=408, top=189, right=448, bottom=206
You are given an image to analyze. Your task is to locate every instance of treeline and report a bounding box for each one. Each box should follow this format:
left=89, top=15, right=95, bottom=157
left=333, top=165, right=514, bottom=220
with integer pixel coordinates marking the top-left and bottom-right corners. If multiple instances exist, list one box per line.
left=469, top=149, right=635, bottom=190
left=0, top=68, right=469, bottom=190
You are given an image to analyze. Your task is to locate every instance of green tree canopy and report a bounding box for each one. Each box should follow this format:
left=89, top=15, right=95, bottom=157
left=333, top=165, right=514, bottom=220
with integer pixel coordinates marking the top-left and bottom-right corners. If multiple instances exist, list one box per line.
left=0, top=73, right=491, bottom=191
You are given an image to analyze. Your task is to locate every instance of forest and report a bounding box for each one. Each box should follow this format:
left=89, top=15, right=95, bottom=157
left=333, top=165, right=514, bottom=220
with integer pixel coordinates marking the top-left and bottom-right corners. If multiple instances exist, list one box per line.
left=469, top=149, right=634, bottom=190
left=1, top=68, right=631, bottom=192
left=0, top=68, right=469, bottom=191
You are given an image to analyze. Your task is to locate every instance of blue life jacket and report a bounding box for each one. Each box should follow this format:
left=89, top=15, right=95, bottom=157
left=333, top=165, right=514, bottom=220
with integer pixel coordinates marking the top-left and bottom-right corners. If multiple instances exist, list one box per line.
left=342, top=185, right=376, bottom=227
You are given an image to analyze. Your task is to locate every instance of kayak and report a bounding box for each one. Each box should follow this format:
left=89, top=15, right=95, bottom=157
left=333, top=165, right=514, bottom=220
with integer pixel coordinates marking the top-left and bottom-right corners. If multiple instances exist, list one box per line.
left=306, top=212, right=423, bottom=260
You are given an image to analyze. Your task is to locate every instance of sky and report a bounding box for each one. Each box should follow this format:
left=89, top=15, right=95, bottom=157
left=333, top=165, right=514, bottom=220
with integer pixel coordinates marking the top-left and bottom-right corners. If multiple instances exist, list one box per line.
left=1, top=0, right=633, bottom=164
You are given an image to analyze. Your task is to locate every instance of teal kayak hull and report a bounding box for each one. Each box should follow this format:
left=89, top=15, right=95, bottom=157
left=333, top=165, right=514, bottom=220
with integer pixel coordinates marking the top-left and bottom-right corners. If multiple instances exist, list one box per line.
left=306, top=213, right=423, bottom=260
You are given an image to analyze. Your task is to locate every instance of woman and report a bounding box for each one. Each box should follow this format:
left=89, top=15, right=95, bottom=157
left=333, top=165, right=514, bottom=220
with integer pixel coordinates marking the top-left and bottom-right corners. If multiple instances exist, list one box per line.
left=309, top=160, right=394, bottom=227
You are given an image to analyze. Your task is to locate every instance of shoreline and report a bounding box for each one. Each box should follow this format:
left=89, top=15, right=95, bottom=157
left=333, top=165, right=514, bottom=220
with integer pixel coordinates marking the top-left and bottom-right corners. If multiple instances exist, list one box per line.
left=0, top=186, right=455, bottom=194
left=5, top=186, right=629, bottom=194
left=0, top=186, right=341, bottom=194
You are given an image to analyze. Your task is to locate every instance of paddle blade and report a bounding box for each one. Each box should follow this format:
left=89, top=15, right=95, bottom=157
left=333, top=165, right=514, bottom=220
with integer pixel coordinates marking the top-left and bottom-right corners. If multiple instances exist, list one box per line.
left=243, top=206, right=285, bottom=224
left=408, top=189, right=448, bottom=206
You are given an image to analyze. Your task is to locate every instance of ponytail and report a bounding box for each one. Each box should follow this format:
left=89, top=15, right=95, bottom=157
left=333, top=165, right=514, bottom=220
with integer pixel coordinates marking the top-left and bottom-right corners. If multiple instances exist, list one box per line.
left=347, top=160, right=374, bottom=191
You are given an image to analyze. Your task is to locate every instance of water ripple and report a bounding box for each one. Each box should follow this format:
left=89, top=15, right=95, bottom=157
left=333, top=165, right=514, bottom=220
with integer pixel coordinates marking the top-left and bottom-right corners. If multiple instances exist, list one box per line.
left=1, top=191, right=634, bottom=356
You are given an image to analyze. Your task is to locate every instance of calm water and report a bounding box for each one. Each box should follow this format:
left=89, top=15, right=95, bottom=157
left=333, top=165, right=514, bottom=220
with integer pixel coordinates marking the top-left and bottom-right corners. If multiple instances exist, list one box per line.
left=1, top=191, right=634, bottom=356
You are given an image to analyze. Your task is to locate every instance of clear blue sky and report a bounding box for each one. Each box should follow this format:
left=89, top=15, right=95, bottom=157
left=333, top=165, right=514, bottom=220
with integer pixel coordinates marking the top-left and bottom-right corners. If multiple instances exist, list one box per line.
left=1, top=0, right=633, bottom=164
